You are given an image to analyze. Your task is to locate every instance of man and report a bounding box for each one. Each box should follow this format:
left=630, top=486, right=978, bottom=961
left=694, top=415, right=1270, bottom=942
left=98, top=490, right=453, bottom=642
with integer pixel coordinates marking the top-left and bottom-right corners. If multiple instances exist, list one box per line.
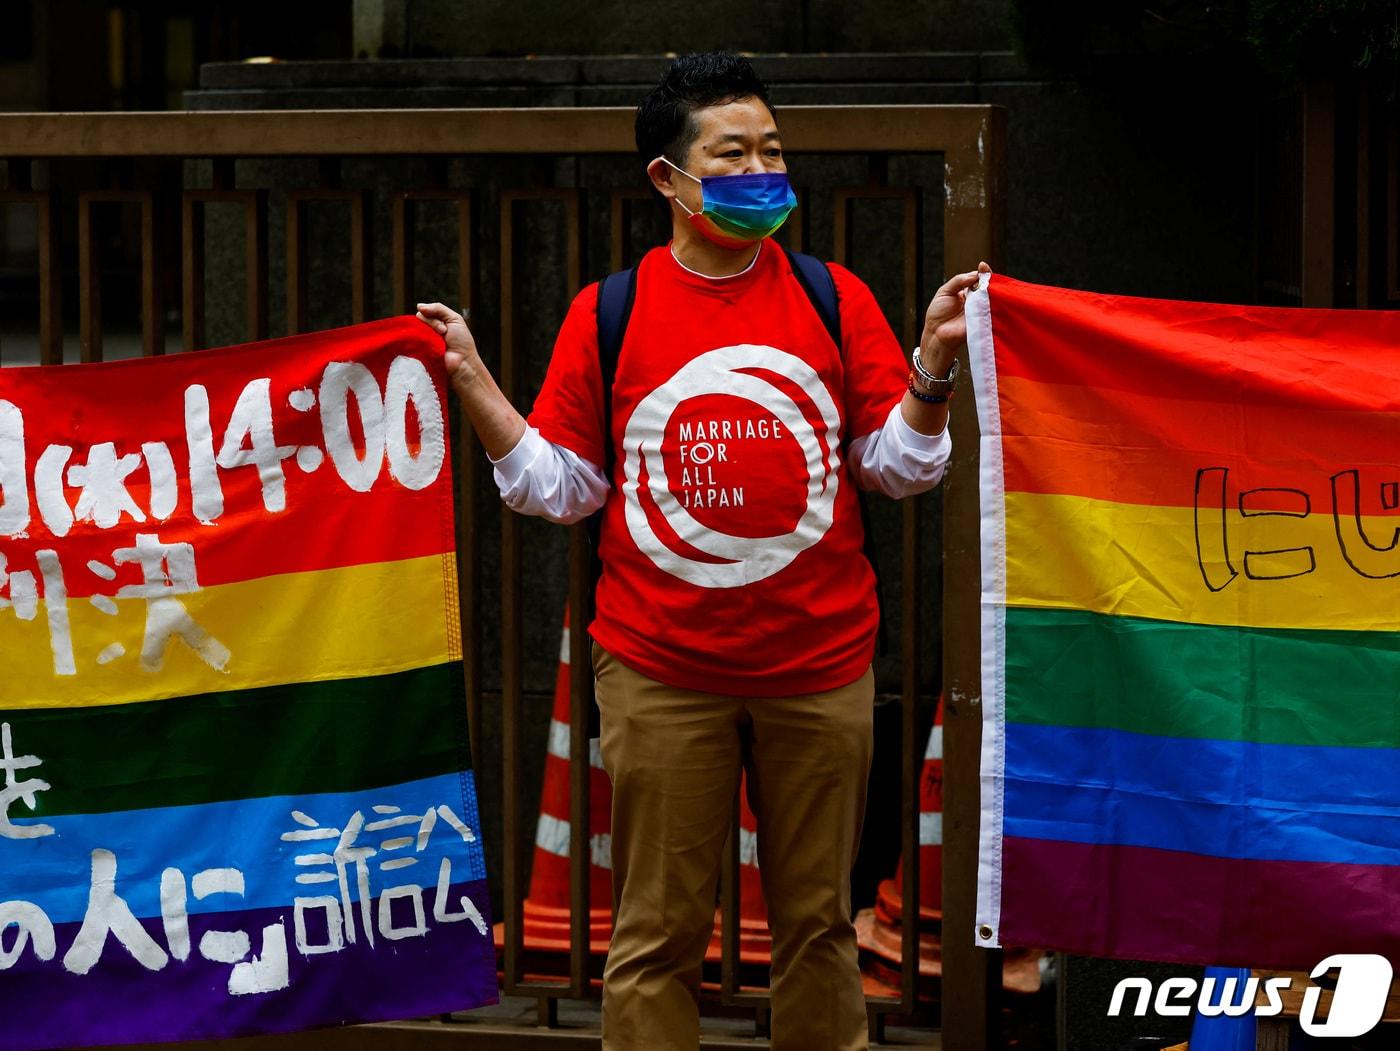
left=418, top=51, right=985, bottom=1051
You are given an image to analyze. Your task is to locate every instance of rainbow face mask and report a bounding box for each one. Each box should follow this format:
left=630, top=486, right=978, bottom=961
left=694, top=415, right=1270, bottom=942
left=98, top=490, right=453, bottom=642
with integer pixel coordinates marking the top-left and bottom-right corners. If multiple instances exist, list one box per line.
left=661, top=157, right=798, bottom=249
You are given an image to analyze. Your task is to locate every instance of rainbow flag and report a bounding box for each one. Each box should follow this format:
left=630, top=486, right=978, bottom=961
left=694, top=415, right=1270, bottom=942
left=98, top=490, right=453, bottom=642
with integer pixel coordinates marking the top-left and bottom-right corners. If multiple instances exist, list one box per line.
left=967, top=274, right=1400, bottom=969
left=0, top=318, right=495, bottom=1048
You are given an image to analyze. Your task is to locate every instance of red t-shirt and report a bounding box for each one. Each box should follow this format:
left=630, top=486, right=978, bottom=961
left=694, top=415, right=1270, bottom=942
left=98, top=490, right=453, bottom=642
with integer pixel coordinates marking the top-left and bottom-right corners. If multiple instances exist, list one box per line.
left=528, top=241, right=908, bottom=696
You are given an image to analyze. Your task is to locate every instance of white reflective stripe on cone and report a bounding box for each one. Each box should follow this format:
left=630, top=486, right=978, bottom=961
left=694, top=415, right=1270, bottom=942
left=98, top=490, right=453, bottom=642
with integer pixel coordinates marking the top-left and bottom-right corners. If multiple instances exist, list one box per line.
left=535, top=813, right=613, bottom=869
left=920, top=812, right=943, bottom=847
left=559, top=625, right=571, bottom=665
left=925, top=724, right=943, bottom=761
left=547, top=719, right=604, bottom=769
left=739, top=827, right=760, bottom=869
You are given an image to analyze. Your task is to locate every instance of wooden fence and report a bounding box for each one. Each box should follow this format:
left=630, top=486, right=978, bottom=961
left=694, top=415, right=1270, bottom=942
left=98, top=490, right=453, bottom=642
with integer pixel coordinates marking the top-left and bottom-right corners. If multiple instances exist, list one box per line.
left=0, top=104, right=1005, bottom=1047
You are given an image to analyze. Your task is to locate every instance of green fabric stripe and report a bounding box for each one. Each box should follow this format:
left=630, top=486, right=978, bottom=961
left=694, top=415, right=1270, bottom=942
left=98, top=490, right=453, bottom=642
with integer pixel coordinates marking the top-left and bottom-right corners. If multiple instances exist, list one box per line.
left=6, top=663, right=470, bottom=818
left=1004, top=607, right=1400, bottom=749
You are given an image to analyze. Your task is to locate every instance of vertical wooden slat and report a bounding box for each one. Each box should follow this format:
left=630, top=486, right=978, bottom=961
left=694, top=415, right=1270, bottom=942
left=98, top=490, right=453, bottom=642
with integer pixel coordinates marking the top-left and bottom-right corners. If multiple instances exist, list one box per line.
left=609, top=190, right=629, bottom=273
left=833, top=183, right=924, bottom=1014
left=0, top=191, right=63, bottom=365
left=899, top=495, right=922, bottom=1012
left=833, top=194, right=852, bottom=269
left=78, top=194, right=101, bottom=363
left=139, top=191, right=162, bottom=357
left=500, top=188, right=585, bottom=999
left=609, top=188, right=650, bottom=272
left=350, top=190, right=372, bottom=323
left=561, top=179, right=590, bottom=1002
left=286, top=194, right=308, bottom=336
left=450, top=193, right=481, bottom=766
left=567, top=523, right=592, bottom=998
left=412, top=195, right=483, bottom=861
left=1388, top=106, right=1399, bottom=302
left=391, top=194, right=412, bottom=315
left=899, top=189, right=923, bottom=1014
left=36, top=193, right=62, bottom=366
left=182, top=194, right=205, bottom=352
left=4, top=158, right=30, bottom=191
left=246, top=190, right=268, bottom=341
left=1302, top=79, right=1337, bottom=307
left=940, top=105, right=1007, bottom=1051
left=74, top=189, right=161, bottom=359
left=0, top=166, right=29, bottom=359
left=785, top=187, right=808, bottom=253
left=1355, top=83, right=1370, bottom=308
left=499, top=189, right=525, bottom=996
left=558, top=190, right=588, bottom=998
left=719, top=791, right=742, bottom=1000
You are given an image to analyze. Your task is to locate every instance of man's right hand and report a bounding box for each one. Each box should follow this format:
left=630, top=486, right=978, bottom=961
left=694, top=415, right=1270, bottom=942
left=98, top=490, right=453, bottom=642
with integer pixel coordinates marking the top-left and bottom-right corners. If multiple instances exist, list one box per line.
left=414, top=302, right=527, bottom=460
left=416, top=302, right=482, bottom=397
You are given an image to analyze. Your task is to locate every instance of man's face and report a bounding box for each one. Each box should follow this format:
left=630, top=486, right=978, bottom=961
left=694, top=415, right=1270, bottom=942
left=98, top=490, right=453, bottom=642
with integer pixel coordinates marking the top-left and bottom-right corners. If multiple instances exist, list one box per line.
left=660, top=96, right=785, bottom=216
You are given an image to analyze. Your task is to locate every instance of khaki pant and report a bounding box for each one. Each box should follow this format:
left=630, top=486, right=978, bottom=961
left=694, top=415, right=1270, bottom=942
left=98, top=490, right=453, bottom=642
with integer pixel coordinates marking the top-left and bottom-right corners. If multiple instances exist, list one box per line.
left=593, top=645, right=874, bottom=1051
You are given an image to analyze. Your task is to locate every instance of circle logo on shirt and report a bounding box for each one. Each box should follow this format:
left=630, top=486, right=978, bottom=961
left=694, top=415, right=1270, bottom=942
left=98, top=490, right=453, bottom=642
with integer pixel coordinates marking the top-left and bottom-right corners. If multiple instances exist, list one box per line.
left=621, top=344, right=841, bottom=588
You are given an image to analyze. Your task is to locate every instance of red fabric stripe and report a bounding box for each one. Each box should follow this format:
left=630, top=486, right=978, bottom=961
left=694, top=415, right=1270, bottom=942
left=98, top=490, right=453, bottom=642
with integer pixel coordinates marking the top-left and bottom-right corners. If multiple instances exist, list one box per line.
left=0, top=317, right=453, bottom=597
left=987, top=275, right=1400, bottom=409
left=999, top=836, right=1400, bottom=969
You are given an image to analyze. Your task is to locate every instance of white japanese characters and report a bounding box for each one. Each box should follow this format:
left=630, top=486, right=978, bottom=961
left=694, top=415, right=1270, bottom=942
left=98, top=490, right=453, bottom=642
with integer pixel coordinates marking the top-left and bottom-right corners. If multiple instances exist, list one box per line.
left=0, top=775, right=487, bottom=996
left=0, top=356, right=447, bottom=679
left=0, top=722, right=54, bottom=840
left=283, top=802, right=487, bottom=956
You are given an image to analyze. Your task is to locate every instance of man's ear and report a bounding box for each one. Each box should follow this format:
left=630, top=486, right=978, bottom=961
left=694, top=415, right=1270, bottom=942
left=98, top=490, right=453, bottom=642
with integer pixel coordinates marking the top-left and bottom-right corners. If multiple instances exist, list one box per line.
left=646, top=157, right=678, bottom=200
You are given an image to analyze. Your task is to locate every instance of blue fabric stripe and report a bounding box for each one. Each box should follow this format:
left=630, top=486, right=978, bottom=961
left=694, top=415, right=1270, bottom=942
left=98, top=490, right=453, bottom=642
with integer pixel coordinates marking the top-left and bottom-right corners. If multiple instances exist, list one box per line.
left=1003, top=724, right=1400, bottom=865
left=1, top=771, right=486, bottom=926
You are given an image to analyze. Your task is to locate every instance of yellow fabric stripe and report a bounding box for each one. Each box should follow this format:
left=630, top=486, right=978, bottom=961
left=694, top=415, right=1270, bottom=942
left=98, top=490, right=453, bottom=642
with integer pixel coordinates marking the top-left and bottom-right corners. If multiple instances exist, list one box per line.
left=2, top=554, right=458, bottom=710
left=1003, top=492, right=1400, bottom=632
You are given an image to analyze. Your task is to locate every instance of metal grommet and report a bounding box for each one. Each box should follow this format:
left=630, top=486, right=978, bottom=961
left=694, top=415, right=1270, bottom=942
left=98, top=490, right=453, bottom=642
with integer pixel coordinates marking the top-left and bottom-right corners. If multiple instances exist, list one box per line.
left=977, top=924, right=994, bottom=941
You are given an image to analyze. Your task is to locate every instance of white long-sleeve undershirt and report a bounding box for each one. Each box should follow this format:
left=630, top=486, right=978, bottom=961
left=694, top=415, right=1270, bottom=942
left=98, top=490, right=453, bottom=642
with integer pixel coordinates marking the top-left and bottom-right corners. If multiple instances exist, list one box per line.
left=490, top=399, right=951, bottom=525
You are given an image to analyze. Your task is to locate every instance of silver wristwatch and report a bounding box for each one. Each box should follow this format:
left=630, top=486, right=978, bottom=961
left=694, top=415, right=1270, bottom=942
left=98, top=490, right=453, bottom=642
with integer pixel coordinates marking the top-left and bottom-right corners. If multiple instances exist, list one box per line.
left=912, top=346, right=960, bottom=397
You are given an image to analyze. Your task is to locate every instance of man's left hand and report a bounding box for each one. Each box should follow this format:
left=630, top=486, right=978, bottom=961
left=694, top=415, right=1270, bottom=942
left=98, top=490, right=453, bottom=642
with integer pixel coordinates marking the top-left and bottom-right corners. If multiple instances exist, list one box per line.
left=920, top=261, right=991, bottom=373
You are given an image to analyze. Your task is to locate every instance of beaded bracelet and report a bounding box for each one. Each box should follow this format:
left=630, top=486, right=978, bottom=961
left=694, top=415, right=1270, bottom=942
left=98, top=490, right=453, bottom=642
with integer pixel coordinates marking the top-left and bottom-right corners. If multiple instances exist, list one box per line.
left=907, top=372, right=950, bottom=404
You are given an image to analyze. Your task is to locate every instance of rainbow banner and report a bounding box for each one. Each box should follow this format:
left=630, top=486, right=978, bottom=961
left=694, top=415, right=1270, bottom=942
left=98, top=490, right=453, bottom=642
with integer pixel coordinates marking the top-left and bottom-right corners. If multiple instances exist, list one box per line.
left=0, top=318, right=496, bottom=1048
left=967, top=274, right=1400, bottom=969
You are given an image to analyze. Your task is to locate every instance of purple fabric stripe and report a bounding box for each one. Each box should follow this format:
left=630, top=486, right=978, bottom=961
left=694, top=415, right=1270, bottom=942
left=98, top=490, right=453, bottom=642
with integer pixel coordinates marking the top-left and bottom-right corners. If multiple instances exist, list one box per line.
left=1000, top=837, right=1400, bottom=970
left=0, top=879, right=496, bottom=1051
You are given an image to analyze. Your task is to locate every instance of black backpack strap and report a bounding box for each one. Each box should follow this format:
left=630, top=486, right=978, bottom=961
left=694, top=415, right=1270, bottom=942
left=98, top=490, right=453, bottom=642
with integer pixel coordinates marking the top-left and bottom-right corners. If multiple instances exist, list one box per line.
left=783, top=248, right=841, bottom=351
left=584, top=266, right=636, bottom=736
left=595, top=265, right=638, bottom=481
left=784, top=248, right=888, bottom=657
left=588, top=265, right=637, bottom=569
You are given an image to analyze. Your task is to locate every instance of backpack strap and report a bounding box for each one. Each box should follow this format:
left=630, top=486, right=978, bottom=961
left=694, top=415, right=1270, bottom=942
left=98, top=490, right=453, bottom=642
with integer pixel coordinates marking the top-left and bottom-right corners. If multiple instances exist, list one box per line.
left=783, top=248, right=841, bottom=351
left=595, top=265, right=638, bottom=482
left=581, top=265, right=637, bottom=736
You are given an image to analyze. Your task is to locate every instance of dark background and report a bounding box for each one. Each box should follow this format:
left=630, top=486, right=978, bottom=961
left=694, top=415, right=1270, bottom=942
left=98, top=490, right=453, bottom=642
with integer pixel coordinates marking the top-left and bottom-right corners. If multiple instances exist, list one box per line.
left=1, top=3, right=1395, bottom=1047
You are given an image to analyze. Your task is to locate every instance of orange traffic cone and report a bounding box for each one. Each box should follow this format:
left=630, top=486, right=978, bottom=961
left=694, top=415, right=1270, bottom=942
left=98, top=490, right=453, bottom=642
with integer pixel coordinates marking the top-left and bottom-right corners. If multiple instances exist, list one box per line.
left=856, top=697, right=945, bottom=992
left=708, top=774, right=772, bottom=970
left=856, top=698, right=1042, bottom=997
left=495, top=612, right=614, bottom=959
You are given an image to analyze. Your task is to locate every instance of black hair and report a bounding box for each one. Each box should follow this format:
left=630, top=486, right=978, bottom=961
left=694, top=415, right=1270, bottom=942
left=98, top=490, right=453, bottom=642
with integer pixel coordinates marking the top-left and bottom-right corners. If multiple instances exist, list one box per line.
left=634, top=51, right=775, bottom=166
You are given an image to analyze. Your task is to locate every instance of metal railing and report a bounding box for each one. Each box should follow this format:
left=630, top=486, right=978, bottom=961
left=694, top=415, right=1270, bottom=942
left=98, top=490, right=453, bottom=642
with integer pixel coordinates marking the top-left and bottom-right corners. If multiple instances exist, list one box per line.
left=0, top=104, right=1005, bottom=1047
